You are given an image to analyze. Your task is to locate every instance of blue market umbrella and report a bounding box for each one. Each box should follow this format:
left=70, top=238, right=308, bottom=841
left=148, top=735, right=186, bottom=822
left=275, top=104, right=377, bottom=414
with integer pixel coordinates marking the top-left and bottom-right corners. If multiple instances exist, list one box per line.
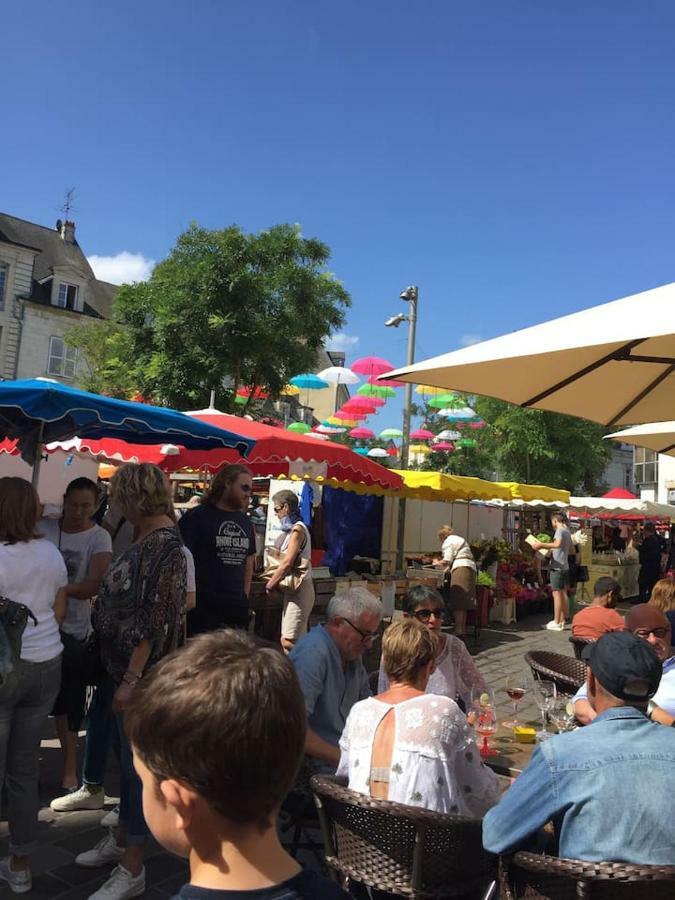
left=0, top=378, right=254, bottom=484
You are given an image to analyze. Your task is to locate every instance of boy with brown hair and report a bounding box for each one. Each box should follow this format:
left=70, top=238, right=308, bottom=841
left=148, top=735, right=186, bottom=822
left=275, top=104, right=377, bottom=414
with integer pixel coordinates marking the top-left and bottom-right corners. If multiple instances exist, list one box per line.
left=126, top=630, right=349, bottom=899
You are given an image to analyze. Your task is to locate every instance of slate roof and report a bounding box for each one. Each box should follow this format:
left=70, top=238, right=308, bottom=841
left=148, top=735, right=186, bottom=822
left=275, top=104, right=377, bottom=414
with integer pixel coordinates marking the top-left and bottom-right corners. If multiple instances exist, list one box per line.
left=0, top=213, right=117, bottom=318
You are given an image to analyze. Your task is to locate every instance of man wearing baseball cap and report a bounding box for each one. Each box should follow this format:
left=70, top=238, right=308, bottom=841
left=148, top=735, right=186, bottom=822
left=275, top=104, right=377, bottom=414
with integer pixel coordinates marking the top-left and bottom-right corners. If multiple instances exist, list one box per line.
left=573, top=604, right=675, bottom=725
left=483, top=631, right=675, bottom=863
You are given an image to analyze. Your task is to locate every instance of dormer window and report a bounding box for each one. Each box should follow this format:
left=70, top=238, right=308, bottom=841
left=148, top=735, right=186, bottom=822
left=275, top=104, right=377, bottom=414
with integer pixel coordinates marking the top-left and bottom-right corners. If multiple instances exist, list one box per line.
left=57, top=282, right=79, bottom=310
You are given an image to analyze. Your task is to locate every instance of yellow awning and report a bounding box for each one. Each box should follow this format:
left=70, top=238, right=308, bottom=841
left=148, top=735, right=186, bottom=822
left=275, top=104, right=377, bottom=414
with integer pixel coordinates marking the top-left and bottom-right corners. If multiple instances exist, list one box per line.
left=392, top=470, right=513, bottom=502
left=496, top=481, right=570, bottom=504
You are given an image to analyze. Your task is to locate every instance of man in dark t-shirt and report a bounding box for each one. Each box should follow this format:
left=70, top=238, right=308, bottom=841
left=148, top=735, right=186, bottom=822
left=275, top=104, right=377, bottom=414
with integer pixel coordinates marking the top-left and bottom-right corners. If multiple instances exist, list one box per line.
left=638, top=522, right=662, bottom=603
left=179, top=464, right=256, bottom=634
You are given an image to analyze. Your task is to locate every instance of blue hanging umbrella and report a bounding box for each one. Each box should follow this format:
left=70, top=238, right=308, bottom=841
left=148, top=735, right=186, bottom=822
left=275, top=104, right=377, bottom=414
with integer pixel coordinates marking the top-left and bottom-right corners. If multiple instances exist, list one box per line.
left=0, top=378, right=254, bottom=483
left=289, top=373, right=330, bottom=390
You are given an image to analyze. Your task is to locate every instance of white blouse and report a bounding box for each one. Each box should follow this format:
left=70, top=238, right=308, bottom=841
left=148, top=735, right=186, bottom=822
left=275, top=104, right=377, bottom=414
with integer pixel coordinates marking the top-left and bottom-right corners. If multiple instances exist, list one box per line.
left=442, top=534, right=476, bottom=571
left=337, top=694, right=500, bottom=816
left=378, top=633, right=487, bottom=710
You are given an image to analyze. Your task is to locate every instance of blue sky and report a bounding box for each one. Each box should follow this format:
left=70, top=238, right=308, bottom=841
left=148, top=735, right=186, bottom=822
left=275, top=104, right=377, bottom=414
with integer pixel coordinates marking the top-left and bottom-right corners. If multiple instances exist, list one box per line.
left=5, top=2, right=675, bottom=428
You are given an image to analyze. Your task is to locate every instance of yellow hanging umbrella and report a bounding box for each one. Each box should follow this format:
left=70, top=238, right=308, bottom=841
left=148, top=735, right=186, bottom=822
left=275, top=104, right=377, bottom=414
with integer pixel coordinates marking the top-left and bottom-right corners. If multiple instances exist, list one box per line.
left=280, top=384, right=301, bottom=396
left=327, top=416, right=359, bottom=427
left=409, top=443, right=432, bottom=454
left=414, top=384, right=446, bottom=397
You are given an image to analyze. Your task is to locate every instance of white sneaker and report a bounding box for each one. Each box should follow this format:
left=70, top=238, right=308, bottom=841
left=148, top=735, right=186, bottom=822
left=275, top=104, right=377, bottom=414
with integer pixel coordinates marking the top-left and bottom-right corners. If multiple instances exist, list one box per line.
left=75, top=831, right=124, bottom=868
left=87, top=865, right=145, bottom=900
left=545, top=620, right=564, bottom=631
left=0, top=859, right=31, bottom=894
left=51, top=784, right=105, bottom=812
left=101, top=806, right=120, bottom=828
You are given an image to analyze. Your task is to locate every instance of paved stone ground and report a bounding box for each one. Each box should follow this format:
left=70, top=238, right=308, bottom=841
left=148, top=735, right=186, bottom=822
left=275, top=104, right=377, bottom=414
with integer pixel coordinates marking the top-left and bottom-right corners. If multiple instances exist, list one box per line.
left=0, top=610, right=588, bottom=898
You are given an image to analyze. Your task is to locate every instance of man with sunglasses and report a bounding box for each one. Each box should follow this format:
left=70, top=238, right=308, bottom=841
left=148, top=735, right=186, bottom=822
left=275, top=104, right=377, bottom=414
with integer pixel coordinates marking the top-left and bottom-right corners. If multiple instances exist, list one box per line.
left=573, top=604, right=675, bottom=725
left=289, top=586, right=382, bottom=772
left=179, top=464, right=256, bottom=635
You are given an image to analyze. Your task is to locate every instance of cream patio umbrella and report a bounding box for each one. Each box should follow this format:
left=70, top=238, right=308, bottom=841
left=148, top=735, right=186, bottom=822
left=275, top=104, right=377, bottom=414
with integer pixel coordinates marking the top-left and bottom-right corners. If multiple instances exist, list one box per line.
left=606, top=421, right=675, bottom=457
left=384, top=281, right=675, bottom=427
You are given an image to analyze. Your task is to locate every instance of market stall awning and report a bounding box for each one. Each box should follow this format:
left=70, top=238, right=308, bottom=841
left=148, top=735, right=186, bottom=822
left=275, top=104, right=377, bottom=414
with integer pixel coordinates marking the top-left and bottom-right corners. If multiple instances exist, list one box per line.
left=0, top=409, right=403, bottom=492
left=392, top=470, right=513, bottom=502
left=496, top=482, right=570, bottom=504
left=383, top=281, right=675, bottom=427
left=569, top=496, right=675, bottom=520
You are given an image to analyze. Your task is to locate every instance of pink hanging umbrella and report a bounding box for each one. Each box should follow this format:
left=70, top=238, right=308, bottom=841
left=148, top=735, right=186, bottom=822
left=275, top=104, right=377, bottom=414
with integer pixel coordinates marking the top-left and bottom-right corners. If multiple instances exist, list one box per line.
left=369, top=375, right=405, bottom=388
left=431, top=441, right=456, bottom=451
left=334, top=409, right=367, bottom=421
left=469, top=420, right=486, bottom=429
left=342, top=398, right=378, bottom=414
left=349, top=427, right=375, bottom=439
left=410, top=428, right=435, bottom=440
left=351, top=356, right=395, bottom=378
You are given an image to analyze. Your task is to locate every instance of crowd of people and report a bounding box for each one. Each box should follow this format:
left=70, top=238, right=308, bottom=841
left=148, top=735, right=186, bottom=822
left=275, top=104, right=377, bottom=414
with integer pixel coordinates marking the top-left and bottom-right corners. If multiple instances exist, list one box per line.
left=1, top=464, right=675, bottom=899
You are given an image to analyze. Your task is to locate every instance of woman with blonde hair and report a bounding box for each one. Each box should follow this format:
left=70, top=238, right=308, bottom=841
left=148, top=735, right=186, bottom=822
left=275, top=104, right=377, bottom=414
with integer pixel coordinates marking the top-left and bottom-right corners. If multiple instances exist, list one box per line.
left=265, top=489, right=314, bottom=652
left=75, top=463, right=186, bottom=900
left=649, top=577, right=675, bottom=645
left=0, top=478, right=67, bottom=893
left=338, top=618, right=500, bottom=815
left=435, top=524, right=477, bottom=639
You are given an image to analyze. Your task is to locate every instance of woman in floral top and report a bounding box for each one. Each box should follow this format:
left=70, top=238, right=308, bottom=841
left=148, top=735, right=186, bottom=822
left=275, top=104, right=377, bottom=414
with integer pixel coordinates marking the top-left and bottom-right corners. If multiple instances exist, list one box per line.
left=339, top=619, right=500, bottom=815
left=378, top=585, right=486, bottom=711
left=80, top=464, right=187, bottom=900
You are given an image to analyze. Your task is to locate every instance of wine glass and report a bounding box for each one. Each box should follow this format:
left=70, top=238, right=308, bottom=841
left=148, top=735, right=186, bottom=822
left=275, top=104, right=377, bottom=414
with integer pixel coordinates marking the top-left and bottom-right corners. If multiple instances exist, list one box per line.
left=476, top=702, right=498, bottom=758
left=550, top=695, right=576, bottom=734
left=503, top=673, right=530, bottom=729
left=532, top=679, right=557, bottom=742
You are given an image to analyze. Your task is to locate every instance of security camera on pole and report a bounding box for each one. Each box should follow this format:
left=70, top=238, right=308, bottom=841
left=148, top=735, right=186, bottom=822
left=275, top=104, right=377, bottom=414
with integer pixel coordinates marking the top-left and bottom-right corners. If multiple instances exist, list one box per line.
left=384, top=285, right=418, bottom=571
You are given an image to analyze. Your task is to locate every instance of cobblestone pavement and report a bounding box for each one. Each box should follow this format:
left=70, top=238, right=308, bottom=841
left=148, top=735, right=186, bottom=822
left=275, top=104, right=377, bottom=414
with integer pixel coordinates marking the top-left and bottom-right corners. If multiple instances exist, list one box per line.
left=0, top=611, right=579, bottom=898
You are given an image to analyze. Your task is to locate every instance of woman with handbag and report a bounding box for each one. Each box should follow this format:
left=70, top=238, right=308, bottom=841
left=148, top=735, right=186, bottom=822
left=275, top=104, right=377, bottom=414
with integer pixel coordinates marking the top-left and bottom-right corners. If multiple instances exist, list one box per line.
left=75, top=463, right=186, bottom=900
left=0, top=477, right=68, bottom=894
left=39, top=477, right=112, bottom=803
left=265, top=490, right=314, bottom=652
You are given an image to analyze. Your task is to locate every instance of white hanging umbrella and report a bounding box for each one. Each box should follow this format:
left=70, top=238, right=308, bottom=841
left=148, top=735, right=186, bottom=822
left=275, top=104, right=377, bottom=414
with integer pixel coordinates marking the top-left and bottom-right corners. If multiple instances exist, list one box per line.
left=317, top=366, right=360, bottom=386
left=367, top=447, right=388, bottom=458
left=384, top=281, right=675, bottom=427
left=436, top=429, right=462, bottom=441
left=606, top=421, right=675, bottom=457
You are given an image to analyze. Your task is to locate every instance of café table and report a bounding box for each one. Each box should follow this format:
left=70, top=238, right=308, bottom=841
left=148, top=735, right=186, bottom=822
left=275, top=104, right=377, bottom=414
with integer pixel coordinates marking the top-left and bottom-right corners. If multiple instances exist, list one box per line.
left=480, top=718, right=542, bottom=778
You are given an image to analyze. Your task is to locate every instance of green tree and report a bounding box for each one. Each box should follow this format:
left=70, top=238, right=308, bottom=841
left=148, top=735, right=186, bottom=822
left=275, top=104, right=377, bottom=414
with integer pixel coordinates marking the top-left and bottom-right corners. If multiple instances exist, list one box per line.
left=68, top=223, right=350, bottom=409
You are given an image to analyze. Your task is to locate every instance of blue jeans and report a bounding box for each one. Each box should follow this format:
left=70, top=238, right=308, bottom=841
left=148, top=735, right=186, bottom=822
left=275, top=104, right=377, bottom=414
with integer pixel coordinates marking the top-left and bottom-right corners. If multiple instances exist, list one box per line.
left=83, top=677, right=118, bottom=787
left=0, top=655, right=62, bottom=855
left=115, top=711, right=149, bottom=844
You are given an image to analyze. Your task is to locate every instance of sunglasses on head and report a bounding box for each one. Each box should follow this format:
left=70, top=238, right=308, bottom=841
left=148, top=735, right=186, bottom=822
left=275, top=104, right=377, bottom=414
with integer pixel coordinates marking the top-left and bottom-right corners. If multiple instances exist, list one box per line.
left=413, top=608, right=444, bottom=623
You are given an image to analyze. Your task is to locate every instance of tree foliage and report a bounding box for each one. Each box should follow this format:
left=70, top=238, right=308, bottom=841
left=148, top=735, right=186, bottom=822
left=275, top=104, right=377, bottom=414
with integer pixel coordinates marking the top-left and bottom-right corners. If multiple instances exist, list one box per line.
left=68, top=223, right=350, bottom=410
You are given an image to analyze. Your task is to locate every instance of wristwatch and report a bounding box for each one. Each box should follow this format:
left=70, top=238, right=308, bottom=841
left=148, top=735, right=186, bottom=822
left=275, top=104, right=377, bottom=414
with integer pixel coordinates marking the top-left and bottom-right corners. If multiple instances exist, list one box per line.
left=647, top=700, right=657, bottom=720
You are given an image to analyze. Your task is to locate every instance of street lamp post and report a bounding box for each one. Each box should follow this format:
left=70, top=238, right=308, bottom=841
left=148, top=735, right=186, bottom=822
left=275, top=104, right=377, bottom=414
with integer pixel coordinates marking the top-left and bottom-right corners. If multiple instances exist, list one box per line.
left=385, top=285, right=418, bottom=572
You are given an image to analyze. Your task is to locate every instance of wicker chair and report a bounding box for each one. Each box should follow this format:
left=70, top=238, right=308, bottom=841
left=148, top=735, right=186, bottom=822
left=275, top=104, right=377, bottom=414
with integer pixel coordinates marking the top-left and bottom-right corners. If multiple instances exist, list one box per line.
left=524, top=651, right=587, bottom=695
left=279, top=757, right=324, bottom=863
left=499, top=851, right=675, bottom=899
left=311, top=774, right=496, bottom=898
left=568, top=636, right=592, bottom=660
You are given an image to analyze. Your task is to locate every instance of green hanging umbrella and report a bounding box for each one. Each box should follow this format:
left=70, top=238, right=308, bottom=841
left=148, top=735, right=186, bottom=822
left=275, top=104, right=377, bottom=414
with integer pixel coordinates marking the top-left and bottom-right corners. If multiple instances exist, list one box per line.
left=287, top=422, right=311, bottom=434
left=358, top=383, right=396, bottom=400
left=379, top=427, right=403, bottom=438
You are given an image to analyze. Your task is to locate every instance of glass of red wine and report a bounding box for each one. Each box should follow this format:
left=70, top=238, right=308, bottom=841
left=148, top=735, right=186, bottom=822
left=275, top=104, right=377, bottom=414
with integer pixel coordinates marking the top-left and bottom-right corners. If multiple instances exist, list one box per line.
left=476, top=701, right=498, bottom=757
left=503, top=673, right=530, bottom=730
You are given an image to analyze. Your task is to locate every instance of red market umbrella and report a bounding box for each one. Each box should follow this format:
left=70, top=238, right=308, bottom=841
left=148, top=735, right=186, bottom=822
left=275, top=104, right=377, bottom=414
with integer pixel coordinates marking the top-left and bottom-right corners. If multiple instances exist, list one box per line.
left=10, top=412, right=403, bottom=490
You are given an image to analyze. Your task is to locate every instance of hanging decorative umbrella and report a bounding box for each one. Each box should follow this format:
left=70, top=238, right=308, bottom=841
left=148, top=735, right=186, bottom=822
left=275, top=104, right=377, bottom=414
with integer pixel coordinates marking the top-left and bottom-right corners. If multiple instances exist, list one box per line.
left=410, top=428, right=435, bottom=440
left=469, top=420, right=486, bottom=429
left=367, top=447, right=388, bottom=458
left=315, top=423, right=346, bottom=434
left=431, top=441, right=456, bottom=452
left=236, top=386, right=269, bottom=400
left=287, top=422, right=311, bottom=434
left=358, top=383, right=396, bottom=400
left=317, top=366, right=360, bottom=386
left=349, top=427, right=375, bottom=439
left=327, top=415, right=359, bottom=427
left=386, top=444, right=399, bottom=457
left=351, top=356, right=394, bottom=378
left=436, top=429, right=461, bottom=440
left=371, top=377, right=405, bottom=388
left=280, top=384, right=301, bottom=396
left=289, top=373, right=330, bottom=390
left=333, top=411, right=365, bottom=423
left=458, top=438, right=477, bottom=448
left=414, top=384, right=445, bottom=397
left=409, top=443, right=432, bottom=455
left=306, top=431, right=330, bottom=440
left=354, top=447, right=370, bottom=456
left=438, top=406, right=477, bottom=420
left=342, top=398, right=378, bottom=414
left=379, top=427, right=403, bottom=438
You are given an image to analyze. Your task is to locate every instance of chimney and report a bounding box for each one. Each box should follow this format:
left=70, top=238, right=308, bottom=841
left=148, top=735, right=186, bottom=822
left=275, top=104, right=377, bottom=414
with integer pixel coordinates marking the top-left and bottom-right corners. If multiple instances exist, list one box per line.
left=59, top=220, right=76, bottom=243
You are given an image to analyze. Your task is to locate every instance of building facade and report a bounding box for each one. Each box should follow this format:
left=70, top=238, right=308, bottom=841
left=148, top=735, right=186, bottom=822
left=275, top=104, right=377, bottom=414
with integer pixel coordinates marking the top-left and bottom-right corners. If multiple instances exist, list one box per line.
left=0, top=213, right=116, bottom=383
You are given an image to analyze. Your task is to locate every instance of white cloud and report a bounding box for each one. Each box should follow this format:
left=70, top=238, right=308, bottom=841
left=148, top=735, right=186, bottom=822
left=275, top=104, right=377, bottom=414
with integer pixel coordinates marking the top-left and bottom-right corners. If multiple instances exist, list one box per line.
left=459, top=333, right=482, bottom=347
left=87, top=251, right=155, bottom=285
left=329, top=332, right=360, bottom=351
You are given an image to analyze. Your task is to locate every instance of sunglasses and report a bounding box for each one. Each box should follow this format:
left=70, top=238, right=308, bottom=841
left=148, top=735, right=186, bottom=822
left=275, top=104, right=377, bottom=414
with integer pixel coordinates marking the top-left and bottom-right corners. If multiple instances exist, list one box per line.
left=635, top=627, right=670, bottom=640
left=240, top=484, right=252, bottom=493
left=412, top=608, right=444, bottom=623
left=341, top=617, right=381, bottom=644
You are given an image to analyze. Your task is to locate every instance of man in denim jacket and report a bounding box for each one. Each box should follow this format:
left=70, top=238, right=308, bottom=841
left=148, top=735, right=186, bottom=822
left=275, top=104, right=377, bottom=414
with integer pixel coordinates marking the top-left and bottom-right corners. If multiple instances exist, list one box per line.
left=483, top=632, right=675, bottom=864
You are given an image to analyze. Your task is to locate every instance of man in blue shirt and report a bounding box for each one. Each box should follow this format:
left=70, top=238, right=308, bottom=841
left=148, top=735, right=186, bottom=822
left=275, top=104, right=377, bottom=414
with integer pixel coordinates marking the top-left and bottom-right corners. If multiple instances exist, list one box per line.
left=483, top=631, right=675, bottom=864
left=290, top=587, right=382, bottom=772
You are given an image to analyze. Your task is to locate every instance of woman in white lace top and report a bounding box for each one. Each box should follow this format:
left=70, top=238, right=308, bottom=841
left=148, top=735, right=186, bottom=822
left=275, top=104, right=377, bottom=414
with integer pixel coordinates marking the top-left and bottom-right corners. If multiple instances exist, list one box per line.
left=338, top=619, right=500, bottom=816
left=378, top=585, right=486, bottom=711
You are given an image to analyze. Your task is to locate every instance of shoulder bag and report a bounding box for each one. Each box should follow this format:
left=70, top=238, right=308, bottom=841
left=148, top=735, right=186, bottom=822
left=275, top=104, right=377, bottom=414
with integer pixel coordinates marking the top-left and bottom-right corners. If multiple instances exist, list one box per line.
left=262, top=524, right=310, bottom=592
left=0, top=596, right=38, bottom=701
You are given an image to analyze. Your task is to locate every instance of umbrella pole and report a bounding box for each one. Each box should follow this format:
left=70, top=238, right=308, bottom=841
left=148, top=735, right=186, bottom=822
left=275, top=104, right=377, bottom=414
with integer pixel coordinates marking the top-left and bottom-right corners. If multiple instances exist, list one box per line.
left=32, top=421, right=45, bottom=489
